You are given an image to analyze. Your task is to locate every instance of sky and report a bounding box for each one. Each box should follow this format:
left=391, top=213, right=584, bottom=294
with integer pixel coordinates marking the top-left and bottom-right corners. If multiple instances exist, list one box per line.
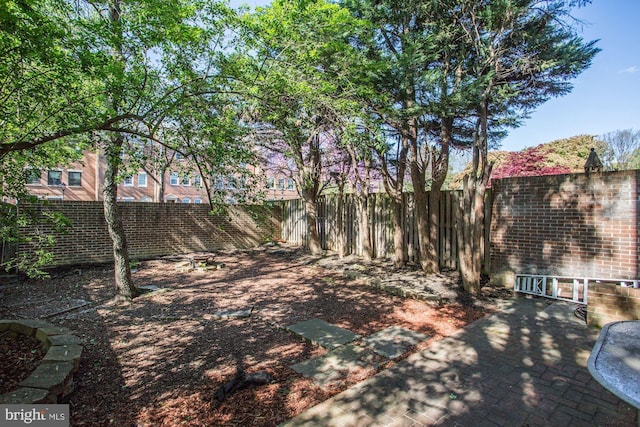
left=230, top=0, right=640, bottom=152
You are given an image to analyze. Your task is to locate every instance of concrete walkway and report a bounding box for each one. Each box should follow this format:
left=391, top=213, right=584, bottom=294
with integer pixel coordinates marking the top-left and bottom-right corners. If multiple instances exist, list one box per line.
left=283, top=297, right=637, bottom=426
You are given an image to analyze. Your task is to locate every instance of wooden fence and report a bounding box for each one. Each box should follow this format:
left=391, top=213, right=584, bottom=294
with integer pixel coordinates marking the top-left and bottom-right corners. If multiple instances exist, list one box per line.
left=281, top=191, right=490, bottom=269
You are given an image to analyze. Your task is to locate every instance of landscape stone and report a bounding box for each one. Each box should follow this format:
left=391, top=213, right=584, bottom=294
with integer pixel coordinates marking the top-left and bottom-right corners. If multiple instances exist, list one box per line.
left=286, top=319, right=361, bottom=349
left=0, top=387, right=52, bottom=404
left=343, top=270, right=364, bottom=280
left=291, top=344, right=382, bottom=387
left=211, top=309, right=253, bottom=320
left=19, top=361, right=75, bottom=396
left=43, top=344, right=83, bottom=370
left=35, top=326, right=73, bottom=342
left=138, top=285, right=163, bottom=294
left=0, top=319, right=14, bottom=331
left=362, top=326, right=429, bottom=359
left=47, top=334, right=82, bottom=346
left=10, top=320, right=52, bottom=337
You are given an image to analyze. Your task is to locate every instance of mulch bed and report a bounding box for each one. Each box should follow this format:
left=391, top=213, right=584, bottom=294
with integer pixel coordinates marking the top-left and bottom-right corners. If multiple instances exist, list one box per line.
left=0, top=331, right=46, bottom=394
left=0, top=245, right=509, bottom=426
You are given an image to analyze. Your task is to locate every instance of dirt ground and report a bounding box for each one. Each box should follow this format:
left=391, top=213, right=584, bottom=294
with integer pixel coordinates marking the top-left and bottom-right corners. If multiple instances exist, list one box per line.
left=0, top=244, right=512, bottom=426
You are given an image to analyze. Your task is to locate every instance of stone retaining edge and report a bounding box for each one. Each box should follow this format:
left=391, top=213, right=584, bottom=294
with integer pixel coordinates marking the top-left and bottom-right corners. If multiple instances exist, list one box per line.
left=0, top=319, right=83, bottom=404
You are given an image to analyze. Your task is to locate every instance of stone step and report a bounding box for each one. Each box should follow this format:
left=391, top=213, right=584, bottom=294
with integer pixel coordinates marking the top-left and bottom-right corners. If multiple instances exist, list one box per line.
left=287, top=319, right=430, bottom=388
left=286, top=319, right=361, bottom=350
left=291, top=344, right=383, bottom=388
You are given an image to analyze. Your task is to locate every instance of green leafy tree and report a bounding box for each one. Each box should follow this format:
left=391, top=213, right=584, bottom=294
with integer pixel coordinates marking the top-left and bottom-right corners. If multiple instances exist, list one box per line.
left=340, top=0, right=473, bottom=272
left=243, top=0, right=362, bottom=255
left=2, top=0, right=242, bottom=298
left=454, top=0, right=599, bottom=293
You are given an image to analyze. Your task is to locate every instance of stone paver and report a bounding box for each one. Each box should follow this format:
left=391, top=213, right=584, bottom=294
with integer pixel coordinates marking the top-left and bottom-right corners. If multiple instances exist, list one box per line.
left=211, top=308, right=253, bottom=320
left=19, top=362, right=75, bottom=396
left=282, top=298, right=638, bottom=427
left=287, top=319, right=361, bottom=350
left=292, top=344, right=383, bottom=387
left=362, top=326, right=429, bottom=359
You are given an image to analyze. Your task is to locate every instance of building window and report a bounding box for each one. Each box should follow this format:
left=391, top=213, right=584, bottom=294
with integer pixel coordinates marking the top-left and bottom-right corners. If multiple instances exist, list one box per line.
left=287, top=178, right=294, bottom=190
left=266, top=177, right=275, bottom=189
left=68, top=171, right=82, bottom=187
left=140, top=196, right=153, bottom=202
left=181, top=175, right=191, bottom=186
left=175, top=152, right=184, bottom=160
left=226, top=177, right=237, bottom=190
left=193, top=174, right=202, bottom=187
left=194, top=198, right=202, bottom=204
left=214, top=177, right=225, bottom=190
left=278, top=178, right=285, bottom=190
left=120, top=197, right=135, bottom=202
left=170, top=172, right=179, bottom=186
left=138, top=172, right=147, bottom=187
left=26, top=169, right=41, bottom=185
left=181, top=198, right=190, bottom=203
left=123, top=176, right=134, bottom=187
left=47, top=170, right=62, bottom=186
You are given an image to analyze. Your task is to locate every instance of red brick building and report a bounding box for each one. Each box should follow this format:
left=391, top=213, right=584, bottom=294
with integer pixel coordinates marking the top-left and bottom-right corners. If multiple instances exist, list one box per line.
left=24, top=150, right=299, bottom=203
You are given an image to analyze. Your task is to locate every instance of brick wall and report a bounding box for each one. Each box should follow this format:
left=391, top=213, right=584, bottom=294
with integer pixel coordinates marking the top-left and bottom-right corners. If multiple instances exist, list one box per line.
left=17, top=202, right=281, bottom=266
left=587, top=283, right=640, bottom=327
left=490, top=170, right=639, bottom=286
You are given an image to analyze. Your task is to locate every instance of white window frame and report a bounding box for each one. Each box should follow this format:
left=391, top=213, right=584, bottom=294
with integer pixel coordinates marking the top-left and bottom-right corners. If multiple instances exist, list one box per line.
left=120, top=196, right=135, bottom=202
left=287, top=178, right=294, bottom=190
left=137, top=172, right=147, bottom=187
left=181, top=175, right=191, bottom=186
left=181, top=198, right=190, bottom=203
left=193, top=174, right=202, bottom=187
left=140, top=196, right=153, bottom=202
left=123, top=176, right=134, bottom=187
left=68, top=170, right=82, bottom=187
left=47, top=170, right=63, bottom=186
left=169, top=172, right=179, bottom=186
left=194, top=198, right=202, bottom=204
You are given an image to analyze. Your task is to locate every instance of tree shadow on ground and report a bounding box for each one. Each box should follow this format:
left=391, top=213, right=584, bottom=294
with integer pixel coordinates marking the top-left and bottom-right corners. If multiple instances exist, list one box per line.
left=283, top=296, right=637, bottom=427
left=2, top=248, right=485, bottom=426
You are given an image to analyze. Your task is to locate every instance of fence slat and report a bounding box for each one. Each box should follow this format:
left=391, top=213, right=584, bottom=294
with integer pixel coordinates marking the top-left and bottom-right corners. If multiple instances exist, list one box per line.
left=282, top=191, right=473, bottom=269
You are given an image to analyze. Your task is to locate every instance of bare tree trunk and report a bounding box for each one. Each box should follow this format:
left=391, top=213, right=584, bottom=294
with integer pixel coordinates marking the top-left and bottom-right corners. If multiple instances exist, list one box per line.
left=103, top=0, right=138, bottom=300
left=158, top=171, right=165, bottom=202
left=391, top=198, right=404, bottom=267
left=336, top=185, right=346, bottom=258
left=458, top=100, right=492, bottom=294
left=103, top=137, right=140, bottom=300
left=356, top=195, right=372, bottom=261
left=409, top=144, right=433, bottom=273
left=304, top=196, right=322, bottom=255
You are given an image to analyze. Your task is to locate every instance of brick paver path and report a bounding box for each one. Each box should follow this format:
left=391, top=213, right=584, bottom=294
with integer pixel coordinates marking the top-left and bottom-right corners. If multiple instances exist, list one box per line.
left=283, top=297, right=637, bottom=426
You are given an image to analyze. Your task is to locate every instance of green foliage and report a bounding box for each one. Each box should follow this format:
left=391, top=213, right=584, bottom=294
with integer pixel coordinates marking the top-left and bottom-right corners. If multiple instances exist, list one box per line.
left=0, top=203, right=71, bottom=278
left=447, top=135, right=608, bottom=188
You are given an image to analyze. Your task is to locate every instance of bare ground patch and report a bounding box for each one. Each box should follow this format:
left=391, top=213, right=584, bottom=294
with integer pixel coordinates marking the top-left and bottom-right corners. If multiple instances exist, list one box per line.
left=0, top=245, right=511, bottom=426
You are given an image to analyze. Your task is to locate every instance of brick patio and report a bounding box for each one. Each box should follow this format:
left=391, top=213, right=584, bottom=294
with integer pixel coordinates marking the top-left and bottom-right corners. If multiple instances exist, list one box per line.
left=282, top=297, right=637, bottom=426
